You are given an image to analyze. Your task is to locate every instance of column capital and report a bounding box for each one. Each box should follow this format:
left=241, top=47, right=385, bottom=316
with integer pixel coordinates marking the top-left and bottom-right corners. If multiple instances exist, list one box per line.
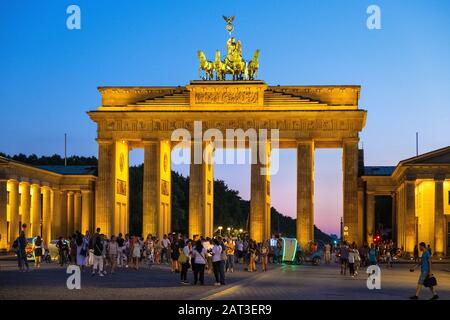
left=434, top=174, right=445, bottom=182
left=8, top=179, right=19, bottom=185
left=96, top=138, right=113, bottom=145
left=342, top=137, right=359, bottom=145
left=296, top=139, right=314, bottom=145
left=81, top=189, right=92, bottom=194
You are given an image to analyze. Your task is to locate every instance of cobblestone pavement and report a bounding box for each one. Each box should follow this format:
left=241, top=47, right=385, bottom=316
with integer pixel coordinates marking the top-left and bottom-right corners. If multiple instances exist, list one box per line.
left=203, top=263, right=450, bottom=300
left=1, top=259, right=449, bottom=300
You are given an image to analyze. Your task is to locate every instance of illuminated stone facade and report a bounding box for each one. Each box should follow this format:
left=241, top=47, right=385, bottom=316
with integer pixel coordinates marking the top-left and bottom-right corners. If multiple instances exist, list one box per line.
left=361, top=146, right=450, bottom=255
left=89, top=80, right=367, bottom=247
left=0, top=157, right=96, bottom=250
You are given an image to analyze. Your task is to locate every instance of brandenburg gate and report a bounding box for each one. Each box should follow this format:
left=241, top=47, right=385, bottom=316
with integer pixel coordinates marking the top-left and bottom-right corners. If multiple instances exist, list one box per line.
left=88, top=18, right=367, bottom=248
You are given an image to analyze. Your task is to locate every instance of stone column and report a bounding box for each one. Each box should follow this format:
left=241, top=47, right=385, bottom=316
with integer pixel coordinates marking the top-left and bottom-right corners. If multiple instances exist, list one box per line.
left=51, top=188, right=61, bottom=239
left=405, top=179, right=416, bottom=254
left=81, top=189, right=92, bottom=234
left=143, top=140, right=171, bottom=238
left=250, top=140, right=271, bottom=243
left=0, top=180, right=7, bottom=249
left=19, top=182, right=31, bottom=237
left=296, top=140, right=314, bottom=249
left=67, top=191, right=74, bottom=236
left=366, top=192, right=375, bottom=244
left=189, top=141, right=214, bottom=238
left=41, top=186, right=52, bottom=244
left=30, top=184, right=42, bottom=237
left=74, top=192, right=82, bottom=232
left=60, top=190, right=68, bottom=237
left=391, top=192, right=397, bottom=243
left=8, top=180, right=20, bottom=245
left=96, top=139, right=114, bottom=237
left=342, top=138, right=359, bottom=244
left=434, top=178, right=445, bottom=256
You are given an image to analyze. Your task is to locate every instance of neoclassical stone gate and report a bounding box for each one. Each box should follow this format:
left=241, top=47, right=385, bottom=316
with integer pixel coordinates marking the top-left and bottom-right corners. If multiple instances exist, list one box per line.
left=88, top=81, right=367, bottom=247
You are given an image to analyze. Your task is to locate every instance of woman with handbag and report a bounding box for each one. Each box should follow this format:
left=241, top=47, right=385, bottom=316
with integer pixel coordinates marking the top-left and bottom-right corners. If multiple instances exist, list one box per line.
left=179, top=239, right=191, bottom=285
left=191, top=240, right=207, bottom=285
left=76, top=232, right=87, bottom=269
left=409, top=242, right=439, bottom=300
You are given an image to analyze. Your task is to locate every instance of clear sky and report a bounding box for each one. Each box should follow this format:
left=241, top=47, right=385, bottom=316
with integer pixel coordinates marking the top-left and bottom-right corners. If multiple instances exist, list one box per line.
left=1, top=0, right=449, bottom=235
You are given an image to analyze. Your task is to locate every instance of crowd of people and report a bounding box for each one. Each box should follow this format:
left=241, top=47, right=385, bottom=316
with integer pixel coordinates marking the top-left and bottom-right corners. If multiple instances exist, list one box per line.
left=11, top=227, right=439, bottom=298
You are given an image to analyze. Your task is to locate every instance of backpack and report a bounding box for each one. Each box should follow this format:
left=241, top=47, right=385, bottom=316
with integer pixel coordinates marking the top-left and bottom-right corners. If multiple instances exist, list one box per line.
left=12, top=239, right=19, bottom=252
left=178, top=248, right=187, bottom=264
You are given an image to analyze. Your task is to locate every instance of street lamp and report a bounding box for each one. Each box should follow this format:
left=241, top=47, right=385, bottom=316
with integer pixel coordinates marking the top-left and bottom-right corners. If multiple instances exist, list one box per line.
left=218, top=226, right=223, bottom=236
left=227, top=227, right=231, bottom=236
left=239, top=228, right=243, bottom=233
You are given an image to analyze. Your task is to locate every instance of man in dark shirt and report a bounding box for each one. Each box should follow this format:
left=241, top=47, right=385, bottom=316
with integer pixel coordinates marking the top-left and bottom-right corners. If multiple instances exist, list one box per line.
left=16, top=231, right=29, bottom=272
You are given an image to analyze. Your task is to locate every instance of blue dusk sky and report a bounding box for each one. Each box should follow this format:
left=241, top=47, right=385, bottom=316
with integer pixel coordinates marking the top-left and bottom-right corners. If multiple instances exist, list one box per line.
left=1, top=1, right=449, bottom=235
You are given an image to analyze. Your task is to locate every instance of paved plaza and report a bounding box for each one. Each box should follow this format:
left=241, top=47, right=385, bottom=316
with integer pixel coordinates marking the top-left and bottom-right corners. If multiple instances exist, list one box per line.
left=1, top=258, right=449, bottom=300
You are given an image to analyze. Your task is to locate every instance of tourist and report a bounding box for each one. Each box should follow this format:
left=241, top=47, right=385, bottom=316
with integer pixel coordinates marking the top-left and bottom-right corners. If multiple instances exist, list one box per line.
left=171, top=236, right=181, bottom=273
left=219, top=237, right=227, bottom=283
left=132, top=236, right=141, bottom=270
left=179, top=239, right=191, bottom=284
left=154, top=238, right=162, bottom=264
left=108, top=235, right=119, bottom=274
left=84, top=231, right=92, bottom=267
left=236, top=238, right=244, bottom=264
left=225, top=237, right=235, bottom=273
left=212, top=238, right=223, bottom=285
left=410, top=242, right=439, bottom=300
left=205, top=238, right=213, bottom=274
left=248, top=240, right=257, bottom=272
left=260, top=241, right=269, bottom=272
left=324, top=242, right=331, bottom=264
left=76, top=231, right=88, bottom=270
left=191, top=240, right=207, bottom=285
left=144, top=234, right=154, bottom=265
left=413, top=244, right=419, bottom=263
left=69, top=234, right=77, bottom=264
left=56, top=236, right=66, bottom=266
left=33, top=235, right=43, bottom=268
left=368, top=243, right=378, bottom=266
left=348, top=244, right=356, bottom=277
left=16, top=231, right=29, bottom=272
left=117, top=233, right=125, bottom=267
left=340, top=242, right=349, bottom=275
left=92, top=233, right=104, bottom=277
left=161, top=234, right=171, bottom=264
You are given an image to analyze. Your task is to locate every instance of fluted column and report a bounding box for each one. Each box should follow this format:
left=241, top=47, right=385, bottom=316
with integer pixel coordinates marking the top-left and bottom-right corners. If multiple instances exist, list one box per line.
left=30, top=184, right=41, bottom=237
left=366, top=192, right=375, bottom=244
left=8, top=180, right=20, bottom=245
left=0, top=180, right=7, bottom=249
left=144, top=140, right=171, bottom=238
left=74, top=191, right=82, bottom=233
left=51, top=188, right=61, bottom=238
left=81, top=189, right=92, bottom=234
left=19, top=182, right=31, bottom=237
left=250, top=139, right=271, bottom=243
left=296, top=140, right=314, bottom=249
left=41, top=186, right=51, bottom=244
left=60, top=190, right=68, bottom=237
left=342, top=138, right=359, bottom=244
left=67, top=191, right=74, bottom=236
left=405, top=179, right=416, bottom=254
left=96, top=139, right=114, bottom=237
left=434, top=179, right=445, bottom=256
left=189, top=141, right=214, bottom=239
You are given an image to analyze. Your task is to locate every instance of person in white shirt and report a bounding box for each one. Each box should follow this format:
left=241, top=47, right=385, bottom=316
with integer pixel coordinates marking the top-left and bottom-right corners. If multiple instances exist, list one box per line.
left=161, top=234, right=171, bottom=264
left=348, top=244, right=357, bottom=277
left=212, top=239, right=224, bottom=286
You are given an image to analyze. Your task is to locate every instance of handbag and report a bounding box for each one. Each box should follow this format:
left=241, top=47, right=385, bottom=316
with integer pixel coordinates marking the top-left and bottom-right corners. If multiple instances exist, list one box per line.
left=424, top=274, right=437, bottom=287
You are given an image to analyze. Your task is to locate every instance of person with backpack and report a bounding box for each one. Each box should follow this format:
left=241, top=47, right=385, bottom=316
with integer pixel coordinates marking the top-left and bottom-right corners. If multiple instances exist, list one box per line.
left=16, top=231, right=29, bottom=272
left=92, top=234, right=104, bottom=277
left=33, top=236, right=43, bottom=268
left=410, top=242, right=439, bottom=300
